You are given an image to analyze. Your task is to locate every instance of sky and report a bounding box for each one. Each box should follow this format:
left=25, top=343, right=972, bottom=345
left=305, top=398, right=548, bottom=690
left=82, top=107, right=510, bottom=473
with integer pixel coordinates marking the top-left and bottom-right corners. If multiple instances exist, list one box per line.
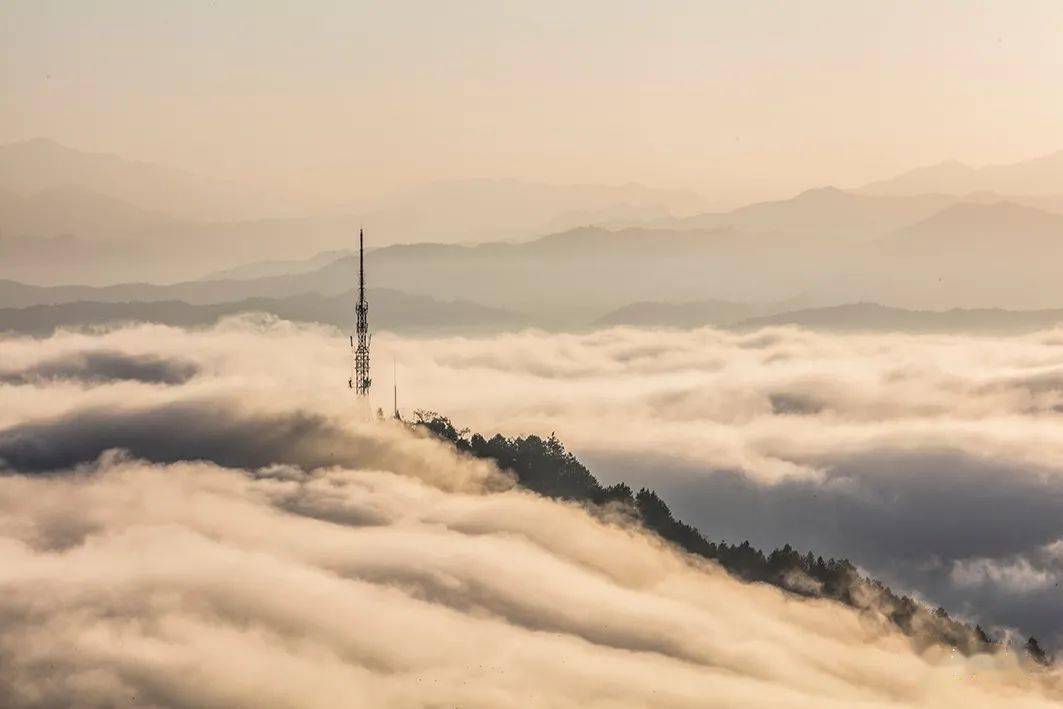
left=4, top=1, right=1063, bottom=205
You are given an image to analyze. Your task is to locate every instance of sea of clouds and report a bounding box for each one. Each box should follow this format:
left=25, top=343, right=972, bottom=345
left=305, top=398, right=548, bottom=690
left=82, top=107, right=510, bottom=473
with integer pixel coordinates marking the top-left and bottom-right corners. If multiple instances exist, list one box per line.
left=389, top=324, right=1063, bottom=649
left=1, top=316, right=1062, bottom=706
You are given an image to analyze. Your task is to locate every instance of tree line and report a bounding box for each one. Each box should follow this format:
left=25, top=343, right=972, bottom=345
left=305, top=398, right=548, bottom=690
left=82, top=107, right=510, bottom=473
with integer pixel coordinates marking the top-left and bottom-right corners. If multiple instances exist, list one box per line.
left=411, top=410, right=1053, bottom=667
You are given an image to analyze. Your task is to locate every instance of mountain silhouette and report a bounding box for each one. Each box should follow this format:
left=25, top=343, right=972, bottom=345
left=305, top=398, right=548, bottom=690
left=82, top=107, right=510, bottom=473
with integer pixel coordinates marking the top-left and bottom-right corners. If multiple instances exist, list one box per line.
left=0, top=288, right=524, bottom=337
left=860, top=149, right=1063, bottom=196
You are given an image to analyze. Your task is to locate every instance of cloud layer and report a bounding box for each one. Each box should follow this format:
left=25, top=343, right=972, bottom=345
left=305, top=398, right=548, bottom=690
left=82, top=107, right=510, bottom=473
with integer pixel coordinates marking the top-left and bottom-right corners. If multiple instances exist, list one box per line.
left=0, top=454, right=1057, bottom=707
left=2, top=317, right=1063, bottom=705
left=0, top=349, right=199, bottom=386
left=382, top=324, right=1063, bottom=646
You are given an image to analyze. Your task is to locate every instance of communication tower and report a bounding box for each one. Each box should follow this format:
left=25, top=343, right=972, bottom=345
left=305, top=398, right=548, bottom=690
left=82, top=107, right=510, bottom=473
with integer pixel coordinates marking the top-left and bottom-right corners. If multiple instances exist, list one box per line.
left=349, top=229, right=371, bottom=403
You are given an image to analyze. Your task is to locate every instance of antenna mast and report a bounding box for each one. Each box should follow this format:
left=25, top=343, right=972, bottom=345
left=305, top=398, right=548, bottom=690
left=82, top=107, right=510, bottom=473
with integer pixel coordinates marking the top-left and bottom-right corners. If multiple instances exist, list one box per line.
left=350, top=229, right=371, bottom=401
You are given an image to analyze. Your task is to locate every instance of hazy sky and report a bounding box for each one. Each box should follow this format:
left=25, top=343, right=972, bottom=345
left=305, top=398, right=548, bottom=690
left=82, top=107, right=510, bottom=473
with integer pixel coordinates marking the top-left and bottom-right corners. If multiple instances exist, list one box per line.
left=4, top=1, right=1063, bottom=204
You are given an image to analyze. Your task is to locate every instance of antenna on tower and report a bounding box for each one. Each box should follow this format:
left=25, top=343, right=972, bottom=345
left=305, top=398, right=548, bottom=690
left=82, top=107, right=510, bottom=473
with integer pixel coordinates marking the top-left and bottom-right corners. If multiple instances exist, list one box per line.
left=351, top=229, right=371, bottom=408
left=393, top=355, right=399, bottom=419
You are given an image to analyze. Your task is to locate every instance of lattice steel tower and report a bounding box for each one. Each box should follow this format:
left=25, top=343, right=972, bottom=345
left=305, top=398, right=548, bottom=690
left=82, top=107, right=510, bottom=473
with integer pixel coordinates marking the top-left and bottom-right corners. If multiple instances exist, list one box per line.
left=350, top=229, right=371, bottom=399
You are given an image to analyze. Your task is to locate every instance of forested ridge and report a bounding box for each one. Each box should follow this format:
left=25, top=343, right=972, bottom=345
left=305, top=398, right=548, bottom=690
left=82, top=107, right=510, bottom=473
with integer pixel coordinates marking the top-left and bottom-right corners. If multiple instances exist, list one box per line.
left=412, top=411, right=1054, bottom=666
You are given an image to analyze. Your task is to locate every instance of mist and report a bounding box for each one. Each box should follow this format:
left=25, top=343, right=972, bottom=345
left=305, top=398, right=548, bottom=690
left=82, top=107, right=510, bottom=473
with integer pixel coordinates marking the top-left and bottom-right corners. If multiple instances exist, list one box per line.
left=2, top=319, right=1062, bottom=706
left=3, top=456, right=1056, bottom=707
left=4, top=318, right=1063, bottom=667
left=7, top=2, right=1063, bottom=290
left=384, top=324, right=1063, bottom=646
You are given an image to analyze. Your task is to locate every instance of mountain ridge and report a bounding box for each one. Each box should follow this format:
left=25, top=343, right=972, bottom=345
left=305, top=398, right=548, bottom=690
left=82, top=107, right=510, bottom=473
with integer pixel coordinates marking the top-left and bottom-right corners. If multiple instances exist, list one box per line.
left=860, top=149, right=1063, bottom=196
left=735, top=302, right=1063, bottom=334
left=0, top=287, right=525, bottom=337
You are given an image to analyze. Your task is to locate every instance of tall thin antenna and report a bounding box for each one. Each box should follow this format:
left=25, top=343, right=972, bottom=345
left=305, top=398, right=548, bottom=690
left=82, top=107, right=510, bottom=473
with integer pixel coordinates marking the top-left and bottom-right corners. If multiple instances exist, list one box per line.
left=393, top=355, right=399, bottom=419
left=350, top=229, right=371, bottom=402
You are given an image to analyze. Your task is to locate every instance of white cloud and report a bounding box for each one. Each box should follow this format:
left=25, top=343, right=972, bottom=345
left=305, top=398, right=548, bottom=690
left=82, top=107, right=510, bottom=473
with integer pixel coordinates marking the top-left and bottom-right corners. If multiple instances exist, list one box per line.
left=951, top=557, right=1057, bottom=594
left=3, top=318, right=1063, bottom=705
left=0, top=455, right=1057, bottom=707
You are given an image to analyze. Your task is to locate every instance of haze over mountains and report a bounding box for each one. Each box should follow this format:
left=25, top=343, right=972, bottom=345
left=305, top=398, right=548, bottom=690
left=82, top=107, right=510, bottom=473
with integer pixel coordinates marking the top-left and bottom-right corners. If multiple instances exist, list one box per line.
left=859, top=149, right=1063, bottom=197
left=1, top=224, right=854, bottom=326
left=0, top=138, right=282, bottom=223
left=0, top=139, right=702, bottom=285
left=7, top=138, right=1063, bottom=331
left=595, top=299, right=805, bottom=329
left=0, top=288, right=524, bottom=337
left=638, top=187, right=956, bottom=241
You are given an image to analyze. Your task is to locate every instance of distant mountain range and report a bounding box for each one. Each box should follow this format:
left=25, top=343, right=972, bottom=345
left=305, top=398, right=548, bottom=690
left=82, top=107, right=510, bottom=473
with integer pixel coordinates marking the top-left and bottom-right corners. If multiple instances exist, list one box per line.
left=0, top=138, right=288, bottom=222
left=5, top=291, right=1063, bottom=338
left=352, top=177, right=702, bottom=245
left=595, top=298, right=808, bottom=328
left=0, top=226, right=839, bottom=324
left=0, top=139, right=705, bottom=284
left=0, top=288, right=525, bottom=337
left=639, top=186, right=957, bottom=241
left=0, top=184, right=181, bottom=239
left=839, top=200, right=1063, bottom=310
left=859, top=150, right=1063, bottom=197
left=202, top=250, right=354, bottom=281
left=8, top=138, right=1063, bottom=315
left=881, top=200, right=1063, bottom=256
left=597, top=300, right=1063, bottom=334
left=8, top=191, right=1063, bottom=321
left=735, top=302, right=1063, bottom=334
